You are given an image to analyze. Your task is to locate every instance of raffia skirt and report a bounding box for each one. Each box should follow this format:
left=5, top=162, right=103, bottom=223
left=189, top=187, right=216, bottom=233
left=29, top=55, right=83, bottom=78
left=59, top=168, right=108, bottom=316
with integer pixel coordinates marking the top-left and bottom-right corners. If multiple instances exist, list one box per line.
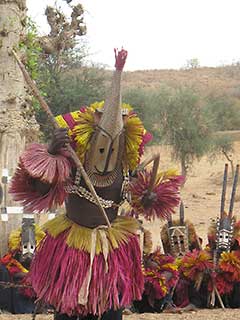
left=29, top=215, right=144, bottom=317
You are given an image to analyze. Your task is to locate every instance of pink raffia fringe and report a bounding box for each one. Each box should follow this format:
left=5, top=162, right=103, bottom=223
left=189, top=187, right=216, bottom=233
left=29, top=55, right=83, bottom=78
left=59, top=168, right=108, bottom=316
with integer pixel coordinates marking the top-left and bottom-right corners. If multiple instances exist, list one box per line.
left=129, top=170, right=184, bottom=221
left=28, top=231, right=144, bottom=317
left=9, top=143, right=72, bottom=212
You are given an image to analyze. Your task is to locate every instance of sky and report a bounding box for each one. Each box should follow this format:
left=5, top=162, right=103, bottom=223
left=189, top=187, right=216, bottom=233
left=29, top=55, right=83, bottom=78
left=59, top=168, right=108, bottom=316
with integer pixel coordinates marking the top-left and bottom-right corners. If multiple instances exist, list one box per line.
left=26, top=0, right=240, bottom=71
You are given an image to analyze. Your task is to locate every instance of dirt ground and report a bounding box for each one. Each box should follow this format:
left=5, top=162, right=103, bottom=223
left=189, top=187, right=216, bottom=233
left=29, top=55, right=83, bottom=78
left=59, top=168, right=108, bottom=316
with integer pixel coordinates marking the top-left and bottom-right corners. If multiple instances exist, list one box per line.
left=1, top=142, right=240, bottom=320
left=0, top=309, right=239, bottom=320
left=143, top=142, right=240, bottom=249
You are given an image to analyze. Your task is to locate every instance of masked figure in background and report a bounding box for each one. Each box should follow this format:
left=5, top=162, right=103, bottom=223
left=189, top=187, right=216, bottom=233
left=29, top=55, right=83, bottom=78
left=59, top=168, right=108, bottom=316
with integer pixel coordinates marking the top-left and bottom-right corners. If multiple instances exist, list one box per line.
left=178, top=164, right=240, bottom=310
left=0, top=217, right=44, bottom=314
left=206, top=164, right=240, bottom=308
left=160, top=202, right=207, bottom=310
left=10, top=49, right=183, bottom=320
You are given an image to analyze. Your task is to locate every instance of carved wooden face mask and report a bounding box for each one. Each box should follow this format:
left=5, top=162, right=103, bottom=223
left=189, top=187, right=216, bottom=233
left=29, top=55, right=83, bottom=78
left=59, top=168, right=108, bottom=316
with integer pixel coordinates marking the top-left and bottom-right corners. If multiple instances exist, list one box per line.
left=216, top=216, right=234, bottom=252
left=84, top=49, right=127, bottom=187
left=85, top=127, right=125, bottom=187
left=169, top=225, right=189, bottom=257
left=21, top=218, right=36, bottom=259
left=215, top=164, right=239, bottom=253
left=167, top=202, right=189, bottom=257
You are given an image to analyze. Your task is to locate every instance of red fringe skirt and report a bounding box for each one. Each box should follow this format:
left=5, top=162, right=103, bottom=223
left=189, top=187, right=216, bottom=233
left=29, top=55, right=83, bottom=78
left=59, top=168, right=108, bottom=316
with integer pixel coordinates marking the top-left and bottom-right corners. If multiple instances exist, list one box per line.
left=29, top=215, right=144, bottom=317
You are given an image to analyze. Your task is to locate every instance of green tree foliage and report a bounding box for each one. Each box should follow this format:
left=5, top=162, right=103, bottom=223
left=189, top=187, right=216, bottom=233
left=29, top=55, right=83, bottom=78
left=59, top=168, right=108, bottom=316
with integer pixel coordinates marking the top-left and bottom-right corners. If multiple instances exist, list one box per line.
left=19, top=18, right=42, bottom=81
left=18, top=17, right=45, bottom=117
left=123, top=88, right=154, bottom=136
left=122, top=86, right=171, bottom=143
left=209, top=134, right=235, bottom=178
left=123, top=85, right=239, bottom=179
left=204, top=96, right=240, bottom=131
left=123, top=88, right=149, bottom=120
left=158, top=87, right=213, bottom=176
left=202, top=96, right=240, bottom=175
left=36, top=60, right=107, bottom=139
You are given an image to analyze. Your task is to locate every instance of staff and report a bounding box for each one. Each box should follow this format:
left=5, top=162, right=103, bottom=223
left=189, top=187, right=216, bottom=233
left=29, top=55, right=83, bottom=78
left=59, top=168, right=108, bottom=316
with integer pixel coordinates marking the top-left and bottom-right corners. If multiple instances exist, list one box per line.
left=12, top=49, right=111, bottom=228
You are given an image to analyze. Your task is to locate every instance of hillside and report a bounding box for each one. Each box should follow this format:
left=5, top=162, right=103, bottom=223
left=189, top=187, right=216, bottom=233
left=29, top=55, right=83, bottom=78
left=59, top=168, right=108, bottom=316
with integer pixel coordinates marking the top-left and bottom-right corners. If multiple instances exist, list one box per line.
left=118, top=65, right=240, bottom=99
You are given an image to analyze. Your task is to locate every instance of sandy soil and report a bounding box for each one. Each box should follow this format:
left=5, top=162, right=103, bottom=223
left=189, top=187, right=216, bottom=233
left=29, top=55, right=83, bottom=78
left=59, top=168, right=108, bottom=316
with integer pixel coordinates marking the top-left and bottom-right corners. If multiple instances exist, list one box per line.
left=143, top=142, right=240, bottom=249
left=1, top=142, right=240, bottom=320
left=0, top=309, right=239, bottom=320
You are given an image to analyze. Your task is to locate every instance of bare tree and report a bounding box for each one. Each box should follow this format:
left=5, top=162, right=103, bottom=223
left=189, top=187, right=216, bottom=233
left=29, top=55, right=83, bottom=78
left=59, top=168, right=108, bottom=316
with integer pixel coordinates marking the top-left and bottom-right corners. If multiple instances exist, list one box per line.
left=38, top=3, right=87, bottom=71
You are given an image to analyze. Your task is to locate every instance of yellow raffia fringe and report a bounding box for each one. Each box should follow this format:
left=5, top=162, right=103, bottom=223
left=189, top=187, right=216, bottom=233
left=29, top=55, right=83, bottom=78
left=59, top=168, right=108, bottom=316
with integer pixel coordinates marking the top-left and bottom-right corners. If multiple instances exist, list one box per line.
left=175, top=257, right=182, bottom=269
left=124, top=113, right=145, bottom=170
left=140, top=169, right=180, bottom=193
left=163, top=263, right=178, bottom=271
left=180, top=250, right=211, bottom=278
left=156, top=169, right=179, bottom=184
left=220, top=251, right=240, bottom=268
left=4, top=254, right=29, bottom=273
left=8, top=224, right=45, bottom=252
left=143, top=269, right=168, bottom=295
left=55, top=101, right=146, bottom=171
left=44, top=215, right=140, bottom=255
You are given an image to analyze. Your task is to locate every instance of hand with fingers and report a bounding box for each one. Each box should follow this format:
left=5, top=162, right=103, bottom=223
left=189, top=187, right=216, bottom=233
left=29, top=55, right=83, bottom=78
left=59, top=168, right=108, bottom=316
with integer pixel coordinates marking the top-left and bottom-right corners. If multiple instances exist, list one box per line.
left=48, top=128, right=70, bottom=155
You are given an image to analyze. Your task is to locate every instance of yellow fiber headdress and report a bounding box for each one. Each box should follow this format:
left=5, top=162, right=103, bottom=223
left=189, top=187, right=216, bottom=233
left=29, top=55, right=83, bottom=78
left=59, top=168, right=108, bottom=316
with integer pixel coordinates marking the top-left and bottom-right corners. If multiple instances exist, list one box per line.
left=8, top=224, right=45, bottom=252
left=55, top=101, right=151, bottom=172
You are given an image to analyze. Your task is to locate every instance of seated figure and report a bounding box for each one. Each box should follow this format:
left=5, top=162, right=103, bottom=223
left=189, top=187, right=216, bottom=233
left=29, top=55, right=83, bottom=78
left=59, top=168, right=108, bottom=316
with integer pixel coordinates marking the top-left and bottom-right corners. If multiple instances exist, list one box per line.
left=0, top=217, right=45, bottom=314
left=160, top=202, right=205, bottom=309
left=171, top=164, right=240, bottom=310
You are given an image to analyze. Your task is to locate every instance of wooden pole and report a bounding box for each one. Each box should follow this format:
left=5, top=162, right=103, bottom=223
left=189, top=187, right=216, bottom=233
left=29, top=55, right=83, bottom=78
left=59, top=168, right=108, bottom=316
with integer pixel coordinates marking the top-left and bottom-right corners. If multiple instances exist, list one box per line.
left=220, top=164, right=228, bottom=219
left=148, top=154, right=160, bottom=193
left=12, top=49, right=111, bottom=228
left=228, top=164, right=239, bottom=218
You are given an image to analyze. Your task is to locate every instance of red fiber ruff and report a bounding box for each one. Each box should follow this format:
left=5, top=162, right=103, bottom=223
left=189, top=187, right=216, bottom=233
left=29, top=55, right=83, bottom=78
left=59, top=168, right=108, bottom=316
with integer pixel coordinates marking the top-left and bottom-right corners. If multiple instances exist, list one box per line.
left=212, top=273, right=234, bottom=295
left=139, top=132, right=152, bottom=157
left=179, top=249, right=213, bottom=282
left=29, top=232, right=144, bottom=316
left=9, top=143, right=72, bottom=212
left=129, top=171, right=184, bottom=221
left=19, top=143, right=71, bottom=184
left=144, top=271, right=167, bottom=302
left=143, top=252, right=179, bottom=302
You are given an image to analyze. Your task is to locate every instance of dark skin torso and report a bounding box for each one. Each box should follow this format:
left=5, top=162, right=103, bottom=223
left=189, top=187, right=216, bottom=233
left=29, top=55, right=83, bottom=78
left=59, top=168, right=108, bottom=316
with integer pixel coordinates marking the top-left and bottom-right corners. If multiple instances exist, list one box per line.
left=66, top=173, right=124, bottom=228
left=35, top=169, right=124, bottom=228
left=41, top=128, right=126, bottom=228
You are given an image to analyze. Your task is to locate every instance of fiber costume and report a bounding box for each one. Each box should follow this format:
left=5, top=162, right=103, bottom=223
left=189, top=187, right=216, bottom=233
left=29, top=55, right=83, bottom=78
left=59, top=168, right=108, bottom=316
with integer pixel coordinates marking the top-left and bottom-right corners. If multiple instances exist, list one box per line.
left=134, top=247, right=179, bottom=313
left=198, top=164, right=240, bottom=308
left=206, top=165, right=240, bottom=307
left=10, top=49, right=183, bottom=319
left=172, top=164, right=240, bottom=309
left=160, top=202, right=204, bottom=309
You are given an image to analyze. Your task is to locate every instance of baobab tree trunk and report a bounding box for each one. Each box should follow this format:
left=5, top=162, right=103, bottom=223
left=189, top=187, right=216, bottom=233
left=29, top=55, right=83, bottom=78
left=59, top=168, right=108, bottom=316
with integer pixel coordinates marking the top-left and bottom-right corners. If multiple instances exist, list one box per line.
left=0, top=0, right=39, bottom=255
